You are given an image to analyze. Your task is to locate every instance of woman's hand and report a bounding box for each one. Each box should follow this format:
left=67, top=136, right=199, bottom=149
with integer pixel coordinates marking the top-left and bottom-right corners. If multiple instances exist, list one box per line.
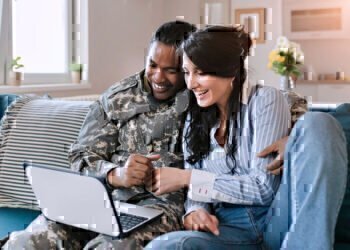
left=257, top=136, right=289, bottom=175
left=184, top=208, right=219, bottom=236
left=149, top=167, right=191, bottom=195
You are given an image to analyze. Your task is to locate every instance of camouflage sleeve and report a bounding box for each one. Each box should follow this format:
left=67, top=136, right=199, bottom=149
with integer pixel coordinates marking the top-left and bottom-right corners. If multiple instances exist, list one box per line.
left=68, top=100, right=119, bottom=178
left=280, top=90, right=308, bottom=126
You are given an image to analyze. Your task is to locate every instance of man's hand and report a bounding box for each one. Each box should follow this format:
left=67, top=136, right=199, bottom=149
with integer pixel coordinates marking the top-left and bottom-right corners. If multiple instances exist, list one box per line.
left=149, top=167, right=191, bottom=195
left=257, top=136, right=289, bottom=175
left=108, top=154, right=160, bottom=188
left=184, top=209, right=219, bottom=236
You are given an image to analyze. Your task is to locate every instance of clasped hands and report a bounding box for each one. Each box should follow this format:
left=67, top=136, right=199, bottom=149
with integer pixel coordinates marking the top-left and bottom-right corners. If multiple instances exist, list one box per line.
left=107, top=154, right=189, bottom=194
left=107, top=154, right=159, bottom=189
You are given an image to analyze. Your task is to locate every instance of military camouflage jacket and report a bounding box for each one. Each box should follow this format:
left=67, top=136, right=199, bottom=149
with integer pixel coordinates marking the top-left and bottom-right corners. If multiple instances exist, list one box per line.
left=68, top=70, right=189, bottom=205
left=280, top=89, right=308, bottom=125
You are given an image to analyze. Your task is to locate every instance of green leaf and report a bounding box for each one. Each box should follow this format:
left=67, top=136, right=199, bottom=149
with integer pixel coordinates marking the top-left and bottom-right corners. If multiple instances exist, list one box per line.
left=10, top=56, right=24, bottom=71
left=70, top=63, right=82, bottom=72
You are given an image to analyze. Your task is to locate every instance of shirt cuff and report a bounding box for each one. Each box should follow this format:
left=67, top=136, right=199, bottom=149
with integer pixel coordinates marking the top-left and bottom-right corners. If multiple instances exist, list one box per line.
left=105, top=165, right=126, bottom=188
left=182, top=203, right=210, bottom=223
left=188, top=169, right=216, bottom=202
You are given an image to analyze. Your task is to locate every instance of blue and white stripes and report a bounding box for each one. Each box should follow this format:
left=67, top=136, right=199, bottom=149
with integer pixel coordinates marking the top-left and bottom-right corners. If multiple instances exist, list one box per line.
left=185, top=86, right=291, bottom=214
left=0, top=97, right=91, bottom=210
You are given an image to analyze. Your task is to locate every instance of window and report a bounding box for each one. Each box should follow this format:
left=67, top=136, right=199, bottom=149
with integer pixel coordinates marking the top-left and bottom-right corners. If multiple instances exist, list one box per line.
left=0, top=0, right=86, bottom=85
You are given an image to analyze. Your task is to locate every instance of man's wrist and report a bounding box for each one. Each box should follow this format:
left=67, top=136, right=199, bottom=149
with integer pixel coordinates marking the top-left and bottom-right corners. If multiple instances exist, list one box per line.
left=183, top=169, right=192, bottom=188
left=107, top=168, right=124, bottom=188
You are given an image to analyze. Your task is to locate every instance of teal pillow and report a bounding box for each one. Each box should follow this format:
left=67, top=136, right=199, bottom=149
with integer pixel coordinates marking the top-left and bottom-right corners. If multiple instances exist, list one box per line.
left=331, top=103, right=350, bottom=242
left=0, top=208, right=40, bottom=239
left=0, top=94, right=18, bottom=123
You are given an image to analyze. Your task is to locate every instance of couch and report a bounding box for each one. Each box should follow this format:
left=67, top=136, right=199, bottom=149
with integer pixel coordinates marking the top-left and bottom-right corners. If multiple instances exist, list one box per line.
left=0, top=94, right=349, bottom=249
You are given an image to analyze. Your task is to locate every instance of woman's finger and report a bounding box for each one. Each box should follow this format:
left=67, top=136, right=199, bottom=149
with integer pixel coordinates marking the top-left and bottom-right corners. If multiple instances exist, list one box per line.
left=271, top=166, right=283, bottom=175
left=257, top=144, right=276, bottom=157
left=266, top=154, right=283, bottom=171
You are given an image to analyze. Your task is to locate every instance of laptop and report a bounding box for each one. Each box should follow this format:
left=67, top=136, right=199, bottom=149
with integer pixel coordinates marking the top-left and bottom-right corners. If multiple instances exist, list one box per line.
left=24, top=163, right=163, bottom=238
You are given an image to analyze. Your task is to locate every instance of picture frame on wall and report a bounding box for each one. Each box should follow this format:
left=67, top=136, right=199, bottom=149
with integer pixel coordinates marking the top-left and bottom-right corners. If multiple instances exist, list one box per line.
left=235, top=8, right=265, bottom=44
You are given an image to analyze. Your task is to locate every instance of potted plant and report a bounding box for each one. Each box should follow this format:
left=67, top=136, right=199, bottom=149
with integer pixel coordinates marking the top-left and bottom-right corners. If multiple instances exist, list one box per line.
left=70, top=63, right=82, bottom=83
left=268, top=36, right=304, bottom=90
left=9, top=56, right=24, bottom=86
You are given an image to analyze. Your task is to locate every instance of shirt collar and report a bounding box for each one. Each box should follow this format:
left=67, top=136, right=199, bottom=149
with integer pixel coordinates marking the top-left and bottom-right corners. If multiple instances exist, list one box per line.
left=143, top=74, right=152, bottom=93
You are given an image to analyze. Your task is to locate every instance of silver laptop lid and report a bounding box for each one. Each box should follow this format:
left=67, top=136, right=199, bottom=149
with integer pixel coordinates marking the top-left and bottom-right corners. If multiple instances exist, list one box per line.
left=25, top=164, right=121, bottom=237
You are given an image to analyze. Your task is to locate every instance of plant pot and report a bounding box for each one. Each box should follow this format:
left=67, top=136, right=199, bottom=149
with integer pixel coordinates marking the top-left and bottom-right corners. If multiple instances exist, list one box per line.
left=8, top=71, right=22, bottom=86
left=71, top=71, right=81, bottom=84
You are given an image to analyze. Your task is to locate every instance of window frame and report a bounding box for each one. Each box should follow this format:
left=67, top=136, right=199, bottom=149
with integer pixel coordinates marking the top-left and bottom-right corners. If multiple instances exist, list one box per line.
left=1, top=0, right=76, bottom=85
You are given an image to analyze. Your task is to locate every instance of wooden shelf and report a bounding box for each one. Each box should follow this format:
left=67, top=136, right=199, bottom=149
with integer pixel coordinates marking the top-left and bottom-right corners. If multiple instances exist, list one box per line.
left=298, top=80, right=350, bottom=84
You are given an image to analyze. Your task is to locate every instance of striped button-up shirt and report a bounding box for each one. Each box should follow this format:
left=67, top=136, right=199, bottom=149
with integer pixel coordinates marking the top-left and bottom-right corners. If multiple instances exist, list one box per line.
left=184, top=86, right=291, bottom=215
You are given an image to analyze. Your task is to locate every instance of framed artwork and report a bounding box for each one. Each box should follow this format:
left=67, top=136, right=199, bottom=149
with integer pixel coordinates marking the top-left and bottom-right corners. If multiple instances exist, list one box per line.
left=235, top=8, right=265, bottom=44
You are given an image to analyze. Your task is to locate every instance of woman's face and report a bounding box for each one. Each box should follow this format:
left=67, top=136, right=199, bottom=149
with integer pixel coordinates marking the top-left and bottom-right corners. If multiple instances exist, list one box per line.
left=182, top=53, right=234, bottom=112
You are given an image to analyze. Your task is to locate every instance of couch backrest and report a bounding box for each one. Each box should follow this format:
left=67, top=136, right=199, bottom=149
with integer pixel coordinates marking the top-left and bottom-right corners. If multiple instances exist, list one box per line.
left=0, top=95, right=92, bottom=210
left=0, top=94, right=18, bottom=123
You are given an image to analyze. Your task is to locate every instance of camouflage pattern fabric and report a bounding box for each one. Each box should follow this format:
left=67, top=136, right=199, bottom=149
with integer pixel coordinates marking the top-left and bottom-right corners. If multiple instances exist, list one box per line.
left=280, top=89, right=308, bottom=125
left=4, top=215, right=98, bottom=250
left=4, top=202, right=182, bottom=250
left=3, top=70, right=188, bottom=250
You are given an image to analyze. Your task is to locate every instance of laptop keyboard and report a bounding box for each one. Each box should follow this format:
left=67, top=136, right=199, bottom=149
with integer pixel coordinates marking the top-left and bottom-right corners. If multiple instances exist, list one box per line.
left=119, top=212, right=148, bottom=231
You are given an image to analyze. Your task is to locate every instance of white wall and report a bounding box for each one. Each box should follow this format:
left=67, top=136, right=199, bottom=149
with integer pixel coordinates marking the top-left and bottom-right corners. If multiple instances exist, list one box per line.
left=163, top=0, right=201, bottom=25
left=87, top=0, right=166, bottom=95
left=294, top=39, right=350, bottom=80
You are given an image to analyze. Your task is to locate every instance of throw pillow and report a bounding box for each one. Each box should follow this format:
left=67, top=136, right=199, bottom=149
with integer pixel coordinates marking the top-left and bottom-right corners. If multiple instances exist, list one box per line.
left=0, top=96, right=91, bottom=210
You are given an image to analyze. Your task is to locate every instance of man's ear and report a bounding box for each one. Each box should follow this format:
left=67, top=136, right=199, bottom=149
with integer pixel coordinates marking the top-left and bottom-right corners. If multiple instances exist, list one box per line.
left=144, top=49, right=149, bottom=67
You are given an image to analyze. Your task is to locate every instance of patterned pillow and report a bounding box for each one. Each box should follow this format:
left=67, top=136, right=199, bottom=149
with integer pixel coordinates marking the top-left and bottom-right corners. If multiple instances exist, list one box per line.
left=0, top=96, right=91, bottom=210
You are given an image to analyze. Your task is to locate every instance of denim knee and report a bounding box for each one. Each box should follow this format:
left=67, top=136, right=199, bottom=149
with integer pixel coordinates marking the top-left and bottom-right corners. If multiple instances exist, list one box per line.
left=296, top=112, right=344, bottom=139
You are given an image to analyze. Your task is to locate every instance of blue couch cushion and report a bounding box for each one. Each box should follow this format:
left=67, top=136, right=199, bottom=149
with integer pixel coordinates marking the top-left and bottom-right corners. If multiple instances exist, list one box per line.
left=0, top=208, right=40, bottom=239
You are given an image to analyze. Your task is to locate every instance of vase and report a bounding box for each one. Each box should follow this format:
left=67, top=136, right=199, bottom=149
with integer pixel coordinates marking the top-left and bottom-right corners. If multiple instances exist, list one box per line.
left=280, top=75, right=295, bottom=91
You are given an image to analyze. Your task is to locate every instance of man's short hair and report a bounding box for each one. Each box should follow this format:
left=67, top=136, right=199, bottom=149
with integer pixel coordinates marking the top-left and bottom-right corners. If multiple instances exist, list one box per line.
left=151, top=21, right=197, bottom=48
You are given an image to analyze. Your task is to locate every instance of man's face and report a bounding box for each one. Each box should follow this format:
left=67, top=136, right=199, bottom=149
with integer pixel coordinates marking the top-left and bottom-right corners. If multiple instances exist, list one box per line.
left=145, top=42, right=185, bottom=101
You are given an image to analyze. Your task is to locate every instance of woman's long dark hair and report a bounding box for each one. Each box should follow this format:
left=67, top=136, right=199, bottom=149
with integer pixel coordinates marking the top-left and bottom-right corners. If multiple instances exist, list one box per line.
left=182, top=26, right=252, bottom=167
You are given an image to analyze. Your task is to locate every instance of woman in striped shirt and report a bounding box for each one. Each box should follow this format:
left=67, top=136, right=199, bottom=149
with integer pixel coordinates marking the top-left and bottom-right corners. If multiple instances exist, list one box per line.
left=146, top=25, right=347, bottom=249
left=146, top=25, right=290, bottom=249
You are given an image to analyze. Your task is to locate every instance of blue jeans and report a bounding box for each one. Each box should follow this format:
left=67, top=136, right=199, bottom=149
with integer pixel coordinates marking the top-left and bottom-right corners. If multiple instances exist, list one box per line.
left=264, top=112, right=348, bottom=250
left=146, top=204, right=268, bottom=250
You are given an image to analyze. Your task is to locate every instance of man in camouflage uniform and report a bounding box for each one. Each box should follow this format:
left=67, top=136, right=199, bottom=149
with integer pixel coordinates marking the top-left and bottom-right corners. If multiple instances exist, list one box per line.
left=4, top=20, right=197, bottom=250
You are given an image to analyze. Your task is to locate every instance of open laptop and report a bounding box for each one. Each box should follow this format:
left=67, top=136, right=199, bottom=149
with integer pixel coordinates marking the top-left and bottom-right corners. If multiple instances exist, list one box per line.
left=24, top=163, right=163, bottom=238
